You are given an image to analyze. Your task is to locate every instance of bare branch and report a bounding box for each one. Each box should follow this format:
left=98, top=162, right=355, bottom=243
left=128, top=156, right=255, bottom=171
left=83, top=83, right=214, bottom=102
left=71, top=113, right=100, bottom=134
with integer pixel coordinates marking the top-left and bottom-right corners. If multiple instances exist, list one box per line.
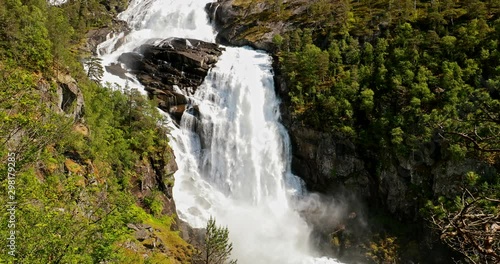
left=428, top=189, right=500, bottom=263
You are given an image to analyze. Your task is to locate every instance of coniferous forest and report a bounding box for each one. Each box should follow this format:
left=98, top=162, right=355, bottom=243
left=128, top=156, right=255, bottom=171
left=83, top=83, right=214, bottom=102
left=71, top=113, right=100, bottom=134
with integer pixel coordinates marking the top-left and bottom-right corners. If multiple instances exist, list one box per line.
left=1, top=0, right=499, bottom=263
left=268, top=1, right=500, bottom=262
left=212, top=0, right=500, bottom=262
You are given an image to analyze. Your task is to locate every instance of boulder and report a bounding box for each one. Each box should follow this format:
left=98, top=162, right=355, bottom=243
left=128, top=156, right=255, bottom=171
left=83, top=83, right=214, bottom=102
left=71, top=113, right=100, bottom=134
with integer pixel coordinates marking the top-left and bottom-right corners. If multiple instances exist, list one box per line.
left=134, top=229, right=150, bottom=241
left=116, top=37, right=224, bottom=122
left=127, top=223, right=140, bottom=231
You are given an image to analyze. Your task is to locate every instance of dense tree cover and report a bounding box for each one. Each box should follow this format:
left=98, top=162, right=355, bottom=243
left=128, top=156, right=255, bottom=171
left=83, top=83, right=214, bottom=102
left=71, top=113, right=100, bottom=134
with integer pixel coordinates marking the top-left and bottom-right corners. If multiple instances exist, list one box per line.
left=0, top=0, right=192, bottom=263
left=272, top=0, right=500, bottom=262
left=280, top=2, right=500, bottom=159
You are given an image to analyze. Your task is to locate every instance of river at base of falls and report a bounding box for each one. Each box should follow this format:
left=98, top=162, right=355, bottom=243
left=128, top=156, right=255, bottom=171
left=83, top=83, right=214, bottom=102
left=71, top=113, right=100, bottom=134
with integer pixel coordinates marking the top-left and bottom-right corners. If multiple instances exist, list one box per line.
left=97, top=0, right=343, bottom=263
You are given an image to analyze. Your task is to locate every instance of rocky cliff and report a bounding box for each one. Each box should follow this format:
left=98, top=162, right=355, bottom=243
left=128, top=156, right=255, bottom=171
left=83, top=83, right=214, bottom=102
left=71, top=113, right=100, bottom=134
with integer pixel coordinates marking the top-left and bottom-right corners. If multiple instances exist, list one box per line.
left=85, top=18, right=223, bottom=259
left=205, top=1, right=478, bottom=262
left=206, top=1, right=281, bottom=50
left=206, top=0, right=473, bottom=216
left=49, top=71, right=195, bottom=257
left=95, top=37, right=223, bottom=123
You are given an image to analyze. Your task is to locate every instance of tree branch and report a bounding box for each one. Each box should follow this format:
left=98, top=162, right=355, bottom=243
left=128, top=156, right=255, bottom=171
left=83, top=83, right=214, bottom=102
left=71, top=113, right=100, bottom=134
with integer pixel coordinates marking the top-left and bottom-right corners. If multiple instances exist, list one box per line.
left=443, top=131, right=500, bottom=152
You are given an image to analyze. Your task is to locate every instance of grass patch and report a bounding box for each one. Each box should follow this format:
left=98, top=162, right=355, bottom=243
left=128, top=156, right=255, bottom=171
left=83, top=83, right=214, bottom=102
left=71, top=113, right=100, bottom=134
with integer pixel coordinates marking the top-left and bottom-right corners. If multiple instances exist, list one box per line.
left=114, top=210, right=194, bottom=264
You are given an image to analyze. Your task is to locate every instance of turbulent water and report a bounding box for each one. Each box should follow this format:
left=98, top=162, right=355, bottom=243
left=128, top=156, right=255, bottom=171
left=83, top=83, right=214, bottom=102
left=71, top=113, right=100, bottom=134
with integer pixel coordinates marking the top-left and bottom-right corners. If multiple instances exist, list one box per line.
left=98, top=0, right=342, bottom=263
left=97, top=0, right=215, bottom=91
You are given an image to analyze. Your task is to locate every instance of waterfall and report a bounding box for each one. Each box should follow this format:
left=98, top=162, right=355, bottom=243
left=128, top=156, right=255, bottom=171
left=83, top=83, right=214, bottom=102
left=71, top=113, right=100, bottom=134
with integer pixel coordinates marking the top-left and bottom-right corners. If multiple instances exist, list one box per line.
left=97, top=0, right=215, bottom=91
left=98, top=0, right=343, bottom=263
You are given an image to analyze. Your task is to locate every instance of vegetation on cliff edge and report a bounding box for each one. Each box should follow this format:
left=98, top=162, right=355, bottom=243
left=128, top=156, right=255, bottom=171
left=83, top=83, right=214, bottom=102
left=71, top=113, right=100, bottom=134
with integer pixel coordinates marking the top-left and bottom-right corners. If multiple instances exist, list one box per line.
left=247, top=0, right=500, bottom=262
left=0, top=0, right=194, bottom=263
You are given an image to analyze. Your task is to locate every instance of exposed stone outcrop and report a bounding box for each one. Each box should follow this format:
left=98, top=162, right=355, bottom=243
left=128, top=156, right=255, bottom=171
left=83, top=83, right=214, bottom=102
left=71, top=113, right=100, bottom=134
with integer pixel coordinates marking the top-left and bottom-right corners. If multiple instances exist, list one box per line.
left=116, top=37, right=224, bottom=122
left=125, top=223, right=171, bottom=256
left=289, top=125, right=370, bottom=196
left=37, top=72, right=85, bottom=121
left=86, top=19, right=130, bottom=55
left=203, top=1, right=480, bottom=262
left=55, top=73, right=85, bottom=121
left=206, top=1, right=284, bottom=51
left=132, top=146, right=178, bottom=214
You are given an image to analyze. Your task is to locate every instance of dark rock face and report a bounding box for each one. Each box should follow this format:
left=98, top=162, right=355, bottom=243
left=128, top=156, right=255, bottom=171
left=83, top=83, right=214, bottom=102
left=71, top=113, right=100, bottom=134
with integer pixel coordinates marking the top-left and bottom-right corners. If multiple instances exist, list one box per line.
left=287, top=115, right=495, bottom=219
left=206, top=1, right=282, bottom=51
left=117, top=37, right=224, bottom=122
left=289, top=125, right=370, bottom=196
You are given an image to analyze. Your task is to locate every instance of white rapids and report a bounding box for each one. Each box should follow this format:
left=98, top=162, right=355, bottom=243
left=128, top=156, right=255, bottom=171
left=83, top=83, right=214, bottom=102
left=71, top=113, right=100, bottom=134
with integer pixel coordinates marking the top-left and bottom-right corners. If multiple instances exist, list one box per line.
left=98, top=0, right=343, bottom=263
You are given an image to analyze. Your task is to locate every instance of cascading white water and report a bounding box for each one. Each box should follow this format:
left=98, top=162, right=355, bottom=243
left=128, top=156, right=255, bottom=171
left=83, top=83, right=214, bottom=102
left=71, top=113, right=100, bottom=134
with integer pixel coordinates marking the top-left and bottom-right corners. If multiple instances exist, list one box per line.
left=98, top=0, right=343, bottom=263
left=170, top=46, right=341, bottom=264
left=98, top=0, right=215, bottom=91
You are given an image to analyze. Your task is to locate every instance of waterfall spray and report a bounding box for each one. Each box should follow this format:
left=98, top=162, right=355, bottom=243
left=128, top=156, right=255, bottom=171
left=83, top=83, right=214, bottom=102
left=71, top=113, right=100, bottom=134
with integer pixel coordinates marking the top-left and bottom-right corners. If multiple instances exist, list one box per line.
left=98, top=0, right=343, bottom=263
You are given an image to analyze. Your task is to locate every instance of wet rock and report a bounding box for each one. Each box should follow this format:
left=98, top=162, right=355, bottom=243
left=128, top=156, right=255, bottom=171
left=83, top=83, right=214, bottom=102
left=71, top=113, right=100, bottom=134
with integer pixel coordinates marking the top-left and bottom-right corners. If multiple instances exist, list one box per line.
left=116, top=37, right=224, bottom=122
left=105, top=63, right=130, bottom=79
left=117, top=53, right=145, bottom=71
left=86, top=19, right=130, bottom=55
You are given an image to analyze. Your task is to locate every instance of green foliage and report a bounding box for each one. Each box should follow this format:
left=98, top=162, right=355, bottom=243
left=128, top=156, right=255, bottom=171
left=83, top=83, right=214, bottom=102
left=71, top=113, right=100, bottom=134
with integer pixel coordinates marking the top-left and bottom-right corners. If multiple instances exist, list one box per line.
left=197, top=217, right=237, bottom=264
left=272, top=34, right=284, bottom=50
left=268, top=1, right=500, bottom=261
left=47, top=6, right=75, bottom=66
left=0, top=160, right=139, bottom=263
left=365, top=235, right=400, bottom=264
left=144, top=191, right=165, bottom=217
left=0, top=66, right=70, bottom=166
left=0, top=76, right=173, bottom=262
left=277, top=0, right=500, bottom=161
left=0, top=0, right=52, bottom=71
left=0, top=0, right=183, bottom=263
left=84, top=56, right=104, bottom=81
left=79, top=83, right=170, bottom=174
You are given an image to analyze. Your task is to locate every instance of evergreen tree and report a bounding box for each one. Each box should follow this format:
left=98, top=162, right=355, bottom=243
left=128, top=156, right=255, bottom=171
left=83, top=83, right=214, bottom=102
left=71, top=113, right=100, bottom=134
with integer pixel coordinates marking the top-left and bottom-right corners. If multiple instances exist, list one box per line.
left=199, top=217, right=237, bottom=264
left=84, top=56, right=104, bottom=82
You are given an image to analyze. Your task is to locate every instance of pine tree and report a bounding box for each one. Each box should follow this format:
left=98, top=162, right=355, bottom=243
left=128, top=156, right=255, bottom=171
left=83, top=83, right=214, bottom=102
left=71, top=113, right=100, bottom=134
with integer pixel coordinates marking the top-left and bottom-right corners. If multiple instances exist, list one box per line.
left=200, top=217, right=237, bottom=264
left=84, top=56, right=104, bottom=82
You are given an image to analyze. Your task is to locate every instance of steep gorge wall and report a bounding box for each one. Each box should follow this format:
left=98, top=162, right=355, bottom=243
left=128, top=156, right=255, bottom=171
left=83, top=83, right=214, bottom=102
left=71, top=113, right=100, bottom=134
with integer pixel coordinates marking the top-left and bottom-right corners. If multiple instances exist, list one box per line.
left=207, top=0, right=496, bottom=220
left=84, top=1, right=493, bottom=262
left=204, top=1, right=492, bottom=262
